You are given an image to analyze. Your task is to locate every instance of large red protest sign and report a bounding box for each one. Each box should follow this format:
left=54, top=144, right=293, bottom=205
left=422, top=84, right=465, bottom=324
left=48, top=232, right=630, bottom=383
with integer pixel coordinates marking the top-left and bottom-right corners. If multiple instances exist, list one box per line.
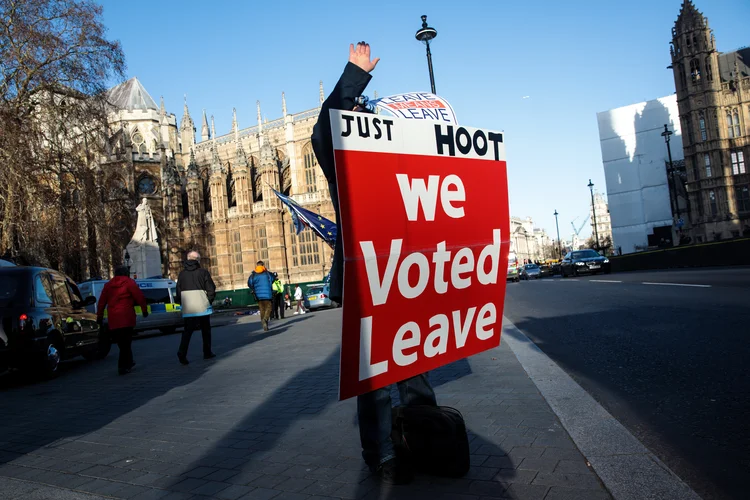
left=331, top=110, right=510, bottom=400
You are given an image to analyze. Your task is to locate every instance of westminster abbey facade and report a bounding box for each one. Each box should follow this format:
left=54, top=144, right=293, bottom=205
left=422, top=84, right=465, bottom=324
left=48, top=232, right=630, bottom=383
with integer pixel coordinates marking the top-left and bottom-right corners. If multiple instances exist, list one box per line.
left=102, top=77, right=334, bottom=291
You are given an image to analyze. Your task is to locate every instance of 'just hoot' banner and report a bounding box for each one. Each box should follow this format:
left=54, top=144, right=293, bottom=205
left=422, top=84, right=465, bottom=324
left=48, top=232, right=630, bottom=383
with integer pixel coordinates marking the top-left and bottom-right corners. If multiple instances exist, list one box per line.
left=331, top=109, right=510, bottom=400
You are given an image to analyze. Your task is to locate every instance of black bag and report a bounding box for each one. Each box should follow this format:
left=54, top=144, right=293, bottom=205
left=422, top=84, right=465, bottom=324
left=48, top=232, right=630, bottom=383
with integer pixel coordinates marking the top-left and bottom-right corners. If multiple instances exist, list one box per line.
left=391, top=405, right=470, bottom=478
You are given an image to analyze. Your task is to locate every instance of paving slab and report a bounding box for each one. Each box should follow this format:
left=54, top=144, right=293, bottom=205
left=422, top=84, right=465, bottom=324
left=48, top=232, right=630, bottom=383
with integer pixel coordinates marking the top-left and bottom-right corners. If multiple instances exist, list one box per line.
left=0, top=310, right=612, bottom=499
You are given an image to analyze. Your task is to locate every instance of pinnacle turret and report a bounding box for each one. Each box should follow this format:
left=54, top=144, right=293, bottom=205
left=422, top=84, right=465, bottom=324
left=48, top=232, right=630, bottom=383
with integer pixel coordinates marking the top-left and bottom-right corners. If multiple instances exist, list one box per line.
left=201, top=109, right=210, bottom=141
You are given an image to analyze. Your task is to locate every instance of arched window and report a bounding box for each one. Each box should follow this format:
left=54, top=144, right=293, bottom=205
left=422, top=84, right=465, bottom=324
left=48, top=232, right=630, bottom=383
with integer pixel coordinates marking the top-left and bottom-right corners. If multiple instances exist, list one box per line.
left=255, top=226, right=268, bottom=262
left=302, top=143, right=317, bottom=193
left=690, top=59, right=701, bottom=83
left=727, top=112, right=735, bottom=139
left=207, top=234, right=218, bottom=275
left=289, top=225, right=320, bottom=267
left=181, top=187, right=189, bottom=218
left=704, top=153, right=712, bottom=177
left=699, top=114, right=707, bottom=141
left=201, top=169, right=212, bottom=212
left=139, top=143, right=148, bottom=155
left=232, top=232, right=243, bottom=275
left=709, top=191, right=718, bottom=216
left=677, top=63, right=687, bottom=90
left=733, top=111, right=741, bottom=137
left=226, top=163, right=236, bottom=208
left=705, top=57, right=713, bottom=81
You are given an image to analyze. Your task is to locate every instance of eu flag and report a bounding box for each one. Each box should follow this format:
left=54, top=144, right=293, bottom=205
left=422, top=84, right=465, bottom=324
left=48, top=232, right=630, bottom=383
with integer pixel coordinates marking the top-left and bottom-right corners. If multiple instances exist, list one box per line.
left=272, top=189, right=337, bottom=248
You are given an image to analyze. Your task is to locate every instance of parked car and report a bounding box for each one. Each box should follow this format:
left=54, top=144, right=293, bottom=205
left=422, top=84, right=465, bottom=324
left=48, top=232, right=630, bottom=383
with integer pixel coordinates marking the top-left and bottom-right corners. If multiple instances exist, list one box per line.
left=77, top=278, right=182, bottom=334
left=539, top=264, right=553, bottom=278
left=520, top=264, right=542, bottom=280
left=561, top=249, right=611, bottom=277
left=304, top=283, right=334, bottom=310
left=0, top=266, right=109, bottom=378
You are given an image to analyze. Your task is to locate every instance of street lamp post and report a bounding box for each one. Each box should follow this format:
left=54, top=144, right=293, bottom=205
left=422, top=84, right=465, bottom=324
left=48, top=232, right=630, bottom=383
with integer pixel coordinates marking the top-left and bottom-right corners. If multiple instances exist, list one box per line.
left=588, top=179, right=600, bottom=250
left=661, top=124, right=680, bottom=223
left=124, top=250, right=131, bottom=277
left=554, top=209, right=562, bottom=259
left=415, top=15, right=438, bottom=94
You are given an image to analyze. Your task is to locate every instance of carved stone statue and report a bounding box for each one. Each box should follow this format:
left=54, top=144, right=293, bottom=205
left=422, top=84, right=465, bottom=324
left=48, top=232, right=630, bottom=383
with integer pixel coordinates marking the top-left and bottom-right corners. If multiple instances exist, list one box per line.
left=124, top=198, right=163, bottom=279
left=134, top=198, right=158, bottom=242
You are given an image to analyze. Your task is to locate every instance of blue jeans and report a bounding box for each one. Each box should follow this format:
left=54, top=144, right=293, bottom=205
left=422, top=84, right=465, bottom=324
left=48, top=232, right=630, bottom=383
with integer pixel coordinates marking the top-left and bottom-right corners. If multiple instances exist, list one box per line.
left=357, top=373, right=437, bottom=468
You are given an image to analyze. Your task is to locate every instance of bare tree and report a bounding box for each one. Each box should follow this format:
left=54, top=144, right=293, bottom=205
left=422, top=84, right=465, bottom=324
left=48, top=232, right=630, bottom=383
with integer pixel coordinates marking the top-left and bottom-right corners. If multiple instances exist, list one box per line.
left=0, top=0, right=125, bottom=277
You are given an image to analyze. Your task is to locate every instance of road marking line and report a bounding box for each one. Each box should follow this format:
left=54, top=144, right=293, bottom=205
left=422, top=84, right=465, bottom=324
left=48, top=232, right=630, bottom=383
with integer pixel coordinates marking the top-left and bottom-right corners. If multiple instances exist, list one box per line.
left=590, top=280, right=622, bottom=283
left=642, top=282, right=711, bottom=288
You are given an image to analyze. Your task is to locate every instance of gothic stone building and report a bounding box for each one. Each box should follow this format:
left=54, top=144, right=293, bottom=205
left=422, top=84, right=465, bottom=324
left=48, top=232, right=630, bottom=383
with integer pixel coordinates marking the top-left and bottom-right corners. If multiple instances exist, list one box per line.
left=102, top=77, right=333, bottom=291
left=670, top=1, right=750, bottom=242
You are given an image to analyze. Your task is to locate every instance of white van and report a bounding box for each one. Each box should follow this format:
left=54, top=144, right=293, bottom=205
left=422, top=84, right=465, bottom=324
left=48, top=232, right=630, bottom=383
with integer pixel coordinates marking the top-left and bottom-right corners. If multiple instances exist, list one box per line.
left=77, top=278, right=182, bottom=334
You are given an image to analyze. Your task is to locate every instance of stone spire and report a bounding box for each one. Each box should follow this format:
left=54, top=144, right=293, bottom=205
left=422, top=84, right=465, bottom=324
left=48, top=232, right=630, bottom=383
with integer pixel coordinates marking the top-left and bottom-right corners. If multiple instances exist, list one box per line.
left=232, top=107, right=238, bottom=138
left=319, top=81, right=324, bottom=104
left=256, top=100, right=263, bottom=133
left=282, top=92, right=287, bottom=116
left=201, top=109, right=209, bottom=141
left=260, top=131, right=275, bottom=165
left=179, top=95, right=194, bottom=131
left=187, top=148, right=199, bottom=178
left=210, top=115, right=216, bottom=140
left=210, top=138, right=222, bottom=174
left=159, top=96, right=166, bottom=116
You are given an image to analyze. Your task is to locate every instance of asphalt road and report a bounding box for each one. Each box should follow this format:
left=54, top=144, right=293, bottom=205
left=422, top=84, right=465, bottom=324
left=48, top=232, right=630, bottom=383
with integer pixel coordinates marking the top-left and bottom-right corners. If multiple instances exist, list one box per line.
left=504, top=267, right=750, bottom=500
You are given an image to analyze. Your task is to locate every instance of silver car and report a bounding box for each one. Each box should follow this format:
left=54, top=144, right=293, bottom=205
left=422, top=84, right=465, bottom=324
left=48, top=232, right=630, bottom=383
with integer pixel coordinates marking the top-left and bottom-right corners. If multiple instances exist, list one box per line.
left=304, top=283, right=333, bottom=310
left=520, top=264, right=542, bottom=280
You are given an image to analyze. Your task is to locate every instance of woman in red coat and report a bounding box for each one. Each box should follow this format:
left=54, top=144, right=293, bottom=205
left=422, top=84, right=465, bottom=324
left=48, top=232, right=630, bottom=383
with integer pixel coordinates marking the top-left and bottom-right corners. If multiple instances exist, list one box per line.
left=96, top=265, right=148, bottom=375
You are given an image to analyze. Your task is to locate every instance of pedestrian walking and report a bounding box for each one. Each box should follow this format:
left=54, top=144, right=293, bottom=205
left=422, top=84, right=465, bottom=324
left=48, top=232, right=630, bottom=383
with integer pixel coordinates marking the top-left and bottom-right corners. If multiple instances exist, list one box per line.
left=293, top=284, right=306, bottom=315
left=175, top=251, right=216, bottom=365
left=248, top=261, right=274, bottom=331
left=311, top=41, right=437, bottom=485
left=272, top=273, right=285, bottom=320
left=96, top=265, right=148, bottom=375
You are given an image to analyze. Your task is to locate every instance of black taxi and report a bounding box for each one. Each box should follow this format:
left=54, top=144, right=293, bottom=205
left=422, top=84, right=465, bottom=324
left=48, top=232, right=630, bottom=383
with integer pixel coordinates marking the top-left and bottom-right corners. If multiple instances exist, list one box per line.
left=0, top=266, right=109, bottom=378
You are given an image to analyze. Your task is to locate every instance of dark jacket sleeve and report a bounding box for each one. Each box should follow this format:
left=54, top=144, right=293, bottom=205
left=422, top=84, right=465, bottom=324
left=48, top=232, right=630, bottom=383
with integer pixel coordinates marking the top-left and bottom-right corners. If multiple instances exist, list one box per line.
left=311, top=62, right=373, bottom=182
left=175, top=272, right=182, bottom=304
left=204, top=270, right=217, bottom=303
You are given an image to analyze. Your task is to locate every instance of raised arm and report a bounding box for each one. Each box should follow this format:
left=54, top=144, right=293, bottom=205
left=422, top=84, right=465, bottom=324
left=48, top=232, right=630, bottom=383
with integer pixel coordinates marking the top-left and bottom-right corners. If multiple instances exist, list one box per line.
left=311, top=42, right=379, bottom=182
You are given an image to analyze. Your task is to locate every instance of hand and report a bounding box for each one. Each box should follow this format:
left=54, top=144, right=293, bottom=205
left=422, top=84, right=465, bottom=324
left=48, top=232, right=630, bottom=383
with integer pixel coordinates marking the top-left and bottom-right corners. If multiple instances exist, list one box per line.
left=349, top=42, right=380, bottom=73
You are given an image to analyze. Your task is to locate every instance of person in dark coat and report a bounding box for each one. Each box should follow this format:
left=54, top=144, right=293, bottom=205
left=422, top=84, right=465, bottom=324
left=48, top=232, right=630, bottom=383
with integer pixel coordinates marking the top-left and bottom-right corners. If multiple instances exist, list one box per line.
left=96, top=265, right=148, bottom=375
left=176, top=250, right=217, bottom=364
left=311, top=41, right=437, bottom=485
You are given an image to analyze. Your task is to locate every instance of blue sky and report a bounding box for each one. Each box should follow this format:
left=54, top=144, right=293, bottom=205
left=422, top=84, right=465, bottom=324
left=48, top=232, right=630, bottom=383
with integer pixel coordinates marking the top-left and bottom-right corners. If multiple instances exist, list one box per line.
left=99, top=0, right=748, bottom=240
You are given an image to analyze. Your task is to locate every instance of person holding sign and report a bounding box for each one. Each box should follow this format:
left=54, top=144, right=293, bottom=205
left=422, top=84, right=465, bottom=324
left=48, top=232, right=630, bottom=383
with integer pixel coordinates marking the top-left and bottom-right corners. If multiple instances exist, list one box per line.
left=312, top=41, right=437, bottom=485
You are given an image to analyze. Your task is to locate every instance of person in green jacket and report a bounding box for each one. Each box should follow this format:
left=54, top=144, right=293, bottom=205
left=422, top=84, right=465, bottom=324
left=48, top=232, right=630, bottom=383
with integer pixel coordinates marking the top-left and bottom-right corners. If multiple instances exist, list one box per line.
left=271, top=273, right=284, bottom=320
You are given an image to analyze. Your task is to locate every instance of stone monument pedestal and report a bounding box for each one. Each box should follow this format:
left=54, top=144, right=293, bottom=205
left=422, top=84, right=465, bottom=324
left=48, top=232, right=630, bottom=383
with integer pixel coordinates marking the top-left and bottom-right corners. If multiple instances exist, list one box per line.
left=124, top=241, right=162, bottom=279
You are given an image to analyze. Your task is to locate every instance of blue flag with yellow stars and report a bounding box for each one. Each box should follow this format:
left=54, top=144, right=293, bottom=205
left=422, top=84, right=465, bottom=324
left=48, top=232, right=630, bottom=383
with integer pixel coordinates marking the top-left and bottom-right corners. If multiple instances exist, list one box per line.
left=272, top=189, right=337, bottom=248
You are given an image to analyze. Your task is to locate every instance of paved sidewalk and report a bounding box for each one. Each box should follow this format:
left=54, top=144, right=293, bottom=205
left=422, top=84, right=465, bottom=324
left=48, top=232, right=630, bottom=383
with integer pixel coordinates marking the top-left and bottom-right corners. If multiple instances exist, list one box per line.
left=0, top=310, right=611, bottom=500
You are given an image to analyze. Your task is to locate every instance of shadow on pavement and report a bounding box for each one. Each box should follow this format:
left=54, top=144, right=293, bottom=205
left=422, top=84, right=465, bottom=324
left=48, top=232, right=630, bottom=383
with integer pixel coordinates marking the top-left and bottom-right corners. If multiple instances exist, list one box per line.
left=166, top=340, right=512, bottom=499
left=0, top=314, right=312, bottom=476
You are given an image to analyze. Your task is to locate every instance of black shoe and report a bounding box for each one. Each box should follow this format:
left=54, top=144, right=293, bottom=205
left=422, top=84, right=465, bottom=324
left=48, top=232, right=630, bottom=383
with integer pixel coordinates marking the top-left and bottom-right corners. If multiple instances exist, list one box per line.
left=204, top=352, right=216, bottom=360
left=130, top=361, right=136, bottom=368
left=177, top=353, right=189, bottom=365
left=373, top=458, right=413, bottom=485
left=118, top=368, right=131, bottom=375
